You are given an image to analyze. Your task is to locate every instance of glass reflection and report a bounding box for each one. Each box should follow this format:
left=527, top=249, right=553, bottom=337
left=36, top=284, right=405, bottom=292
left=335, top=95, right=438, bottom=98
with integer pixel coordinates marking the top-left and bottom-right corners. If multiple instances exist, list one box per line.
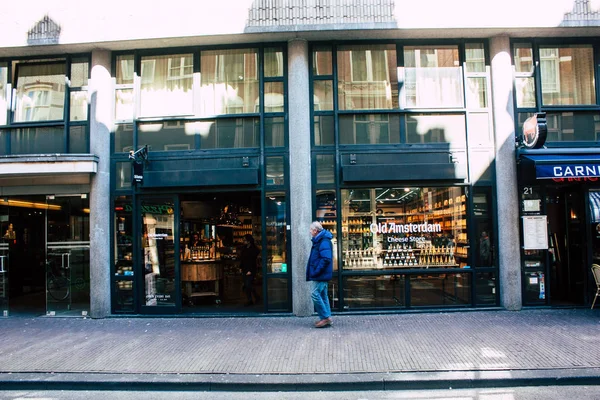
left=315, top=190, right=338, bottom=271
left=200, top=48, right=259, bottom=116
left=14, top=63, right=66, bottom=122
left=404, top=46, right=463, bottom=108
left=140, top=54, right=194, bottom=117
left=410, top=273, right=471, bottom=306
left=141, top=199, right=176, bottom=307
left=337, top=44, right=398, bottom=110
left=341, top=187, right=468, bottom=270
left=343, top=275, right=405, bottom=309
left=265, top=192, right=287, bottom=274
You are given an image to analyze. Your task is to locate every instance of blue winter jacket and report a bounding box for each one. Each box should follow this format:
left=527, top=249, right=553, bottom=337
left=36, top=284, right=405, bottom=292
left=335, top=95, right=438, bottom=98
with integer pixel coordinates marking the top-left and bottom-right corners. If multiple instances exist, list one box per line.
left=306, top=229, right=333, bottom=282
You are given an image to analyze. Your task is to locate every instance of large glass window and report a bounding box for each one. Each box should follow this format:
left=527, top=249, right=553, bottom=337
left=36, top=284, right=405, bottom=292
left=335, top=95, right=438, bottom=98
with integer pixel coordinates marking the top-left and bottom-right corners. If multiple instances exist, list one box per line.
left=337, top=45, right=398, bottom=110
left=343, top=275, right=405, bottom=309
left=410, top=273, right=470, bottom=306
left=69, top=125, right=87, bottom=153
left=513, top=43, right=536, bottom=108
left=465, top=43, right=488, bottom=109
left=339, top=114, right=400, bottom=145
left=10, top=126, right=64, bottom=154
left=200, top=48, right=259, bottom=116
left=138, top=121, right=196, bottom=152
left=473, top=187, right=494, bottom=267
left=266, top=156, right=285, bottom=186
left=264, top=82, right=284, bottom=113
left=140, top=54, right=194, bottom=117
left=0, top=63, right=8, bottom=125
left=406, top=114, right=467, bottom=146
left=70, top=91, right=88, bottom=122
left=313, top=115, right=334, bottom=146
left=313, top=46, right=333, bottom=76
left=315, top=190, right=338, bottom=271
left=69, top=57, right=89, bottom=122
left=197, top=117, right=259, bottom=149
left=141, top=198, right=176, bottom=307
left=114, top=123, right=134, bottom=153
left=340, top=187, right=468, bottom=270
left=265, top=192, right=288, bottom=274
left=265, top=117, right=285, bottom=147
left=539, top=45, right=595, bottom=106
left=115, top=55, right=134, bottom=121
left=264, top=47, right=284, bottom=78
left=14, top=63, right=66, bottom=122
left=46, top=194, right=91, bottom=316
left=404, top=46, right=463, bottom=108
left=518, top=111, right=600, bottom=142
left=313, top=80, right=334, bottom=111
left=115, top=162, right=132, bottom=190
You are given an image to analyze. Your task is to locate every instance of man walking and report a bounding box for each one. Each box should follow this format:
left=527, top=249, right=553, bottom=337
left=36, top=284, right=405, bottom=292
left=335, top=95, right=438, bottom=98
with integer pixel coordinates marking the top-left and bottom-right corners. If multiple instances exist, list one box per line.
left=306, top=221, right=333, bottom=328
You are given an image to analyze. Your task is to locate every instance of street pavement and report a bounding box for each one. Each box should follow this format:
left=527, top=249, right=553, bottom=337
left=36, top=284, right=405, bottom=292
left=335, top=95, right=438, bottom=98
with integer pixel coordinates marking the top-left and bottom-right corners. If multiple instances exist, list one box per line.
left=0, top=308, right=598, bottom=391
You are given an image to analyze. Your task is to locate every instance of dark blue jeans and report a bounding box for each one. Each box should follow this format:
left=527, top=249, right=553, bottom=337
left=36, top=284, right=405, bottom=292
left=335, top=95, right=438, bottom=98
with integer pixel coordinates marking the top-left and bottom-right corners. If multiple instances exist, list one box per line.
left=310, top=281, right=331, bottom=320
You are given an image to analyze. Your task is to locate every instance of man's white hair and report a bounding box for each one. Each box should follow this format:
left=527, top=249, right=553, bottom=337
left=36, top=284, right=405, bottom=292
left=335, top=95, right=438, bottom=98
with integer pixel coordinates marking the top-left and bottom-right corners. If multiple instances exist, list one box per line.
left=310, top=221, right=324, bottom=232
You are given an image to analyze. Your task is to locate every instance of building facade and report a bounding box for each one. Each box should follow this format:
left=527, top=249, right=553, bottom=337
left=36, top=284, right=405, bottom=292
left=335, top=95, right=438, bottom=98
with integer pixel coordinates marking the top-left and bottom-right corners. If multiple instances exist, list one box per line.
left=0, top=0, right=599, bottom=318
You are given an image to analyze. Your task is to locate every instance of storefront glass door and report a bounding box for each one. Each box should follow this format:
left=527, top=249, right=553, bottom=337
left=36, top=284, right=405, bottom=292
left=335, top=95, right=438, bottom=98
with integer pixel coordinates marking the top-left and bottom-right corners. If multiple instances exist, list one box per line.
left=0, top=203, right=9, bottom=316
left=140, top=197, right=178, bottom=311
left=45, top=195, right=90, bottom=316
left=544, top=187, right=586, bottom=306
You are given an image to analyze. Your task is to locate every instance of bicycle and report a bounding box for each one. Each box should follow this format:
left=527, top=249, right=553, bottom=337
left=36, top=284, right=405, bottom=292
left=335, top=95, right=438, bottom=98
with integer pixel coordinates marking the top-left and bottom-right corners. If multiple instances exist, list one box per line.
left=46, top=257, right=70, bottom=302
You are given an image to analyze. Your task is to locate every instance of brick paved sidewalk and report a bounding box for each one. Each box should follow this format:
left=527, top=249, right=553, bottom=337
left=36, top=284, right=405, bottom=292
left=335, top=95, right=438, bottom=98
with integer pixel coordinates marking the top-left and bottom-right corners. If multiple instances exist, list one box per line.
left=0, top=308, right=597, bottom=377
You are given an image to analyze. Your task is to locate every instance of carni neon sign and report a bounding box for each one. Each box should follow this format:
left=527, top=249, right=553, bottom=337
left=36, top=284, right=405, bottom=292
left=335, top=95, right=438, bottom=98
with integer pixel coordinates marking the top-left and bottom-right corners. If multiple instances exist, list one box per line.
left=370, top=222, right=441, bottom=234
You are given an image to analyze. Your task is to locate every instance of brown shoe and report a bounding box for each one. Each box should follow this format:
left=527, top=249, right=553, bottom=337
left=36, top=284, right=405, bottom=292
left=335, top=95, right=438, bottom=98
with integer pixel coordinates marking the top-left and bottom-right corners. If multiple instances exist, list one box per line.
left=315, top=318, right=332, bottom=328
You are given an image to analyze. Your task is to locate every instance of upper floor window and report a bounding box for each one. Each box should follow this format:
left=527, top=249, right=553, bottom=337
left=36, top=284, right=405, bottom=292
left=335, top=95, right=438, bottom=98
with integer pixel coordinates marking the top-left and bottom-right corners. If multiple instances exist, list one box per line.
left=0, top=63, right=7, bottom=125
left=200, top=48, right=259, bottom=116
left=404, top=46, right=463, bottom=108
left=513, top=44, right=536, bottom=108
left=140, top=54, right=194, bottom=117
left=337, top=44, right=398, bottom=110
left=1, top=57, right=90, bottom=155
left=311, top=42, right=489, bottom=149
left=264, top=47, right=284, bottom=78
left=116, top=47, right=285, bottom=121
left=514, top=43, right=596, bottom=108
left=539, top=45, right=595, bottom=106
left=14, top=63, right=66, bottom=123
left=313, top=46, right=333, bottom=76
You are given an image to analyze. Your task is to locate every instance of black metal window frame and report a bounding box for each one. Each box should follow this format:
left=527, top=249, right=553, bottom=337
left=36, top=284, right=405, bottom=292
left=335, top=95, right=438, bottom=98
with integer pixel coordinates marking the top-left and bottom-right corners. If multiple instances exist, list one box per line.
left=511, top=38, right=600, bottom=148
left=309, top=39, right=499, bottom=311
left=309, top=39, right=492, bottom=152
left=0, top=54, right=91, bottom=155
left=109, top=42, right=292, bottom=315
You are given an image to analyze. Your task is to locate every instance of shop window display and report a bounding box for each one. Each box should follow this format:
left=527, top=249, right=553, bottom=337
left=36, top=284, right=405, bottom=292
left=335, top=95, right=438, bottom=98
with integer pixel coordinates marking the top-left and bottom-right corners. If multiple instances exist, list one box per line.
left=179, top=193, right=264, bottom=311
left=339, top=187, right=468, bottom=271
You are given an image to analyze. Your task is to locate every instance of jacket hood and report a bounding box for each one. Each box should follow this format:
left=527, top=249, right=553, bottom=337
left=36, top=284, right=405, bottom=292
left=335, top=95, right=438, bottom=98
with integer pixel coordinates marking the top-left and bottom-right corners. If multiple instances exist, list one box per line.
left=313, top=229, right=333, bottom=242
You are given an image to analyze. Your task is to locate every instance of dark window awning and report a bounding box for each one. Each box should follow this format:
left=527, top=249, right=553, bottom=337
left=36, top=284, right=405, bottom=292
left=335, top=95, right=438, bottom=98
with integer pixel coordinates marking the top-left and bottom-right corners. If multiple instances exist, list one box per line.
left=519, top=153, right=600, bottom=180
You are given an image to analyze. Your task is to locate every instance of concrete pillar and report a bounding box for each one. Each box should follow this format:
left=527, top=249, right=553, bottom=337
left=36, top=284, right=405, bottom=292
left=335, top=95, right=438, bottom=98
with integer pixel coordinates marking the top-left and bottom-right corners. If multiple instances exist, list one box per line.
left=490, top=36, right=522, bottom=310
left=89, top=50, right=113, bottom=318
left=288, top=39, right=313, bottom=317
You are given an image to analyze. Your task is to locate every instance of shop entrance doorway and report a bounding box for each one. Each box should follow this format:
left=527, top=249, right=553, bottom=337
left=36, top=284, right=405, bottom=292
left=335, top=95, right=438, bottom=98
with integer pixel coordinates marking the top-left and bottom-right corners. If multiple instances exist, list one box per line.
left=0, top=195, right=90, bottom=317
left=179, top=191, right=263, bottom=313
left=546, top=187, right=586, bottom=306
left=137, top=191, right=265, bottom=314
left=3, top=198, right=46, bottom=316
